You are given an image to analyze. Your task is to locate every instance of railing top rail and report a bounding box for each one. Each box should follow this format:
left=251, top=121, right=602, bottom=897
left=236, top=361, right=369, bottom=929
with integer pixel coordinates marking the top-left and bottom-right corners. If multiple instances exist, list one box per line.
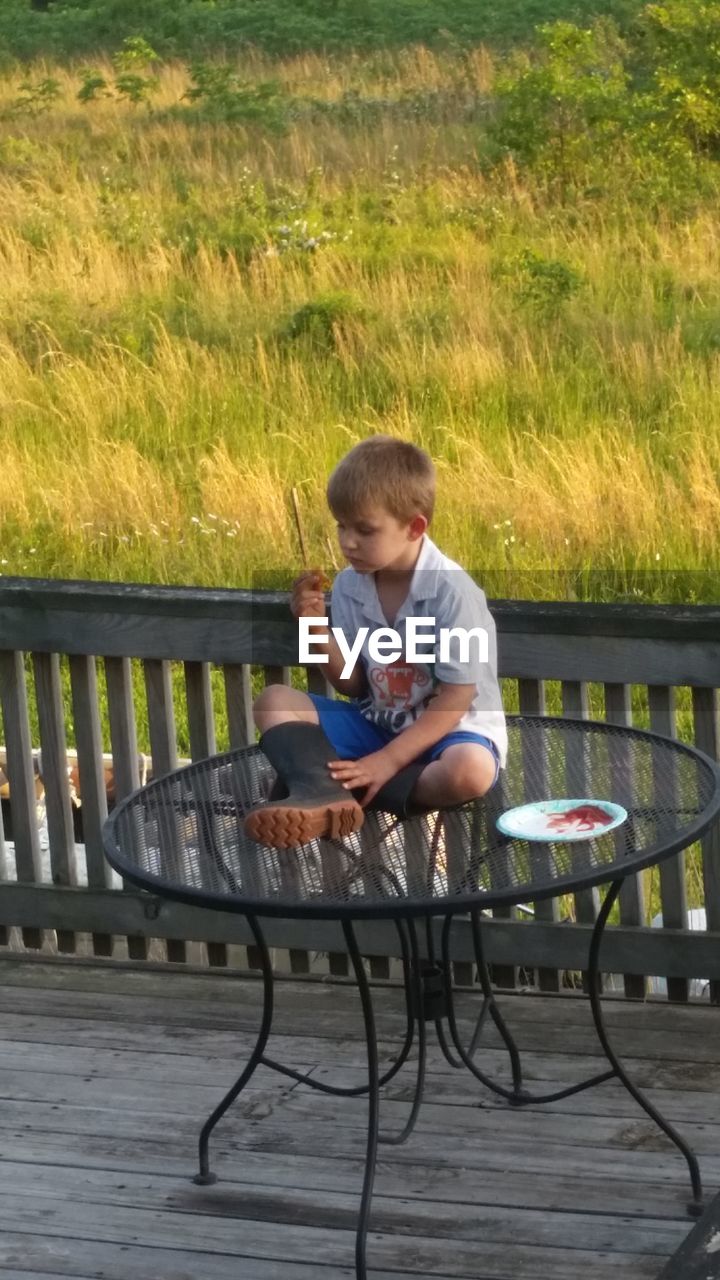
left=1, top=575, right=719, bottom=641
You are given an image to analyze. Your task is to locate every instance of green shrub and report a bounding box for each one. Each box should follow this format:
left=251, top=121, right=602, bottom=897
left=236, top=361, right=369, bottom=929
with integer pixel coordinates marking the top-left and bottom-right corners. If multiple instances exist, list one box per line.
left=182, top=64, right=290, bottom=131
left=77, top=69, right=110, bottom=101
left=502, top=248, right=585, bottom=319
left=4, top=75, right=61, bottom=117
left=280, top=292, right=364, bottom=350
left=1, top=0, right=647, bottom=62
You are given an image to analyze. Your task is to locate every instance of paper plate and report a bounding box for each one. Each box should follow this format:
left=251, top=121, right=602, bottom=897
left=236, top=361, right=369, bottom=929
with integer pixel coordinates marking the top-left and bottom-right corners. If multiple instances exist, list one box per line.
left=496, top=798, right=627, bottom=843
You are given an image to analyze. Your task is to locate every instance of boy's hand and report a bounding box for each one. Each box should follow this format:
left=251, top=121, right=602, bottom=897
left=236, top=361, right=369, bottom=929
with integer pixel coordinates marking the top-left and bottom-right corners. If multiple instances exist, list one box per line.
left=290, top=569, right=331, bottom=620
left=328, top=749, right=398, bottom=808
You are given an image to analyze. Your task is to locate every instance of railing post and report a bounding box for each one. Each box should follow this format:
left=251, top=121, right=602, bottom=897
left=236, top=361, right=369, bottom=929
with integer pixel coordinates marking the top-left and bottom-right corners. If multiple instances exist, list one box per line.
left=0, top=650, right=43, bottom=950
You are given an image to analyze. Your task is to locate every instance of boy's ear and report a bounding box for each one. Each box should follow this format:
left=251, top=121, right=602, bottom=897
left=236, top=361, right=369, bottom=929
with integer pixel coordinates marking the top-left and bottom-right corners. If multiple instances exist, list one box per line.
left=408, top=514, right=428, bottom=541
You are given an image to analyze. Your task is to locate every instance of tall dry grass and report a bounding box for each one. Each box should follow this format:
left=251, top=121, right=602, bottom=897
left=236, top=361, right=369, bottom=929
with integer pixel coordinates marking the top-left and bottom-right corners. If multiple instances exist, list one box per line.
left=0, top=53, right=718, bottom=593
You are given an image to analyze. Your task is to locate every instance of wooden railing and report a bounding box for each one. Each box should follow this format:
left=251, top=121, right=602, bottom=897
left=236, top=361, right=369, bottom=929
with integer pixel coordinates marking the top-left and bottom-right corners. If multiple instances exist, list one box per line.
left=0, top=576, right=718, bottom=1000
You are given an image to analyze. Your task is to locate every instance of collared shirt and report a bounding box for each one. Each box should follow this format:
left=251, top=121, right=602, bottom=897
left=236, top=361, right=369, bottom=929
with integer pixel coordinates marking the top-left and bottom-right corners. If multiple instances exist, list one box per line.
left=328, top=534, right=508, bottom=768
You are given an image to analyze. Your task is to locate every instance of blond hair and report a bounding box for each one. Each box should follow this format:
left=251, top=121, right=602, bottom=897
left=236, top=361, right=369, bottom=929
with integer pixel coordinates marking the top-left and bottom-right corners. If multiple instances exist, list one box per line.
left=327, top=436, right=435, bottom=524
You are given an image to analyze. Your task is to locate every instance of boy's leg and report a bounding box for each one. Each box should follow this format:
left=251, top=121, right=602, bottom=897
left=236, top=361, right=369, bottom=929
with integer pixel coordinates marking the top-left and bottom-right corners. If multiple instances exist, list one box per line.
left=244, top=686, right=364, bottom=847
left=253, top=684, right=320, bottom=733
left=409, top=743, right=499, bottom=810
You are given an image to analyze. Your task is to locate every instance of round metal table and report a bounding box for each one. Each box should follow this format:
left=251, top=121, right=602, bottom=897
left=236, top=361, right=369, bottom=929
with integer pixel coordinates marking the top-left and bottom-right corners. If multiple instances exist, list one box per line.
left=103, top=714, right=720, bottom=1278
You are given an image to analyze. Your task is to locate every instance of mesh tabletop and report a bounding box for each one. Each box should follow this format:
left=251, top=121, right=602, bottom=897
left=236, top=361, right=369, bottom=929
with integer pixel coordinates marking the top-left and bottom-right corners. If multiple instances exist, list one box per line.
left=103, top=716, right=720, bottom=920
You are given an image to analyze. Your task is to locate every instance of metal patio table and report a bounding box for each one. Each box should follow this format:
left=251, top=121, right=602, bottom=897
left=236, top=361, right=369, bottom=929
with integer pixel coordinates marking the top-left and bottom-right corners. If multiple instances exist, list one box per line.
left=103, top=714, right=720, bottom=1279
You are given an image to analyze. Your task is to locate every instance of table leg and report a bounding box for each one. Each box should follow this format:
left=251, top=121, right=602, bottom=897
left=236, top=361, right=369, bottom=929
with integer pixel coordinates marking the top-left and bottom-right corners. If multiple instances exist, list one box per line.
left=424, top=915, right=464, bottom=1069
left=379, top=917, right=427, bottom=1146
left=193, top=913, right=273, bottom=1185
left=342, top=919, right=379, bottom=1280
left=261, top=917, right=418, bottom=1098
left=437, top=886, right=704, bottom=1218
left=587, top=880, right=704, bottom=1218
left=439, top=913, right=525, bottom=1102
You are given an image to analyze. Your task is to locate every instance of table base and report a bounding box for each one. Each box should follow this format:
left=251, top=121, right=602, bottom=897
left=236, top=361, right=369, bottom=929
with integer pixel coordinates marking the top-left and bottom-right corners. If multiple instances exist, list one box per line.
left=192, top=882, right=704, bottom=1279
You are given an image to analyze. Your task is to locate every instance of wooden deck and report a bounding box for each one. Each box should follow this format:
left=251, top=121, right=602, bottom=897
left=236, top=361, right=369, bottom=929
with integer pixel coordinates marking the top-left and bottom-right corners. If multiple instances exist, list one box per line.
left=0, top=958, right=718, bottom=1280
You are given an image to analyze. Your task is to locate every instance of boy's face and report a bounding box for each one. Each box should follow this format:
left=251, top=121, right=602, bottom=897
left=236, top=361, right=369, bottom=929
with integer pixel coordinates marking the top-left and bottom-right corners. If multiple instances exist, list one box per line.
left=333, top=505, right=426, bottom=574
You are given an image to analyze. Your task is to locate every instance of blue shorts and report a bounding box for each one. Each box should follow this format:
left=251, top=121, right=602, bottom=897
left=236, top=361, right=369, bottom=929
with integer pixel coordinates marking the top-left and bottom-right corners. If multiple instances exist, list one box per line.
left=308, top=693, right=500, bottom=787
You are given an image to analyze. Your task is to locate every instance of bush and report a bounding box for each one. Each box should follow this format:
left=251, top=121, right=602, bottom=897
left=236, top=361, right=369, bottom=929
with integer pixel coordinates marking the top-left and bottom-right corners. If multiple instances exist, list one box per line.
left=182, top=64, right=290, bottom=131
left=280, top=292, right=364, bottom=350
left=4, top=75, right=61, bottom=117
left=2, top=0, right=647, bottom=62
left=491, top=19, right=631, bottom=199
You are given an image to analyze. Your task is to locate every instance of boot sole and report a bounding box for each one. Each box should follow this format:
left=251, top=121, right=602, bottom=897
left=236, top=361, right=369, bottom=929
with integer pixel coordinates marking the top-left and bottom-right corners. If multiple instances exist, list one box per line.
left=244, top=798, right=364, bottom=849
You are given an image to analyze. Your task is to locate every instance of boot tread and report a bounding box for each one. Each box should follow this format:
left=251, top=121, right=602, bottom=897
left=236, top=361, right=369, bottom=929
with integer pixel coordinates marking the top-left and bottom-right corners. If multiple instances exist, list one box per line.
left=244, top=798, right=364, bottom=849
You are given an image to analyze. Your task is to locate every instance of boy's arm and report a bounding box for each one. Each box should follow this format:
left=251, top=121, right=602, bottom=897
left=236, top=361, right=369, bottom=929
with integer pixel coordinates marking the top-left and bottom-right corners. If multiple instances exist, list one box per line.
left=292, top=570, right=368, bottom=700
left=309, top=625, right=369, bottom=700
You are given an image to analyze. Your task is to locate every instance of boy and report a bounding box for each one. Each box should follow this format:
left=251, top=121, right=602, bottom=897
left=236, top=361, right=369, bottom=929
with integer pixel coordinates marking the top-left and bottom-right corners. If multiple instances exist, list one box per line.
left=244, top=436, right=507, bottom=848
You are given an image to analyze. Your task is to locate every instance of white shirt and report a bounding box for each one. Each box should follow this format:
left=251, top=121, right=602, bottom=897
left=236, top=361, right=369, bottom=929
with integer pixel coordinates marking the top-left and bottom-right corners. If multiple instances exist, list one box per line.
left=329, top=534, right=508, bottom=768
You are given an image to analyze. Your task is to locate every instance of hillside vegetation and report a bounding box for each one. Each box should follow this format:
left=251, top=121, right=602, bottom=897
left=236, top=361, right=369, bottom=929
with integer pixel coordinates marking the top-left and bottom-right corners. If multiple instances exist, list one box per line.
left=0, top=0, right=718, bottom=602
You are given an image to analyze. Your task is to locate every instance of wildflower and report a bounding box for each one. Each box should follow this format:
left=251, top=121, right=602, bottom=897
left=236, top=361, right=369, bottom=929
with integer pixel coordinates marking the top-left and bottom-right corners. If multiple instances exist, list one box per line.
left=504, top=519, right=512, bottom=527
left=29, top=548, right=36, bottom=554
left=493, top=523, right=501, bottom=530
left=190, top=516, right=200, bottom=524
left=655, top=553, right=661, bottom=561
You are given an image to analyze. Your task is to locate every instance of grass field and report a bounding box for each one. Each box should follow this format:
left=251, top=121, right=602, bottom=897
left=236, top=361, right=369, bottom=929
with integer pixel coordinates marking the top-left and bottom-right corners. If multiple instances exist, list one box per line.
left=0, top=39, right=719, bottom=600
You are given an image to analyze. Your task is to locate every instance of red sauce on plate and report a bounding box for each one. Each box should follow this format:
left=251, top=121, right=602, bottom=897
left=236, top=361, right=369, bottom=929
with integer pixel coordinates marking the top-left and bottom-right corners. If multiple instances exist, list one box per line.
left=546, top=805, right=614, bottom=833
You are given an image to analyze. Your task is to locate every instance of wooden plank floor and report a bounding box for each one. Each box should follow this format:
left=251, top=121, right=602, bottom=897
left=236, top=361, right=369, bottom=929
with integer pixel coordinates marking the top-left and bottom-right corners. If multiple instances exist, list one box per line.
left=0, top=957, right=718, bottom=1280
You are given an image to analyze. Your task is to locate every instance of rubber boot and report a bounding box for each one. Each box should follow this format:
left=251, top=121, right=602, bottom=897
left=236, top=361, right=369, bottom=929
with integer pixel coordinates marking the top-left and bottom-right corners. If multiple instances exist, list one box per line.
left=366, top=761, right=429, bottom=820
left=266, top=753, right=429, bottom=821
left=245, top=721, right=364, bottom=848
